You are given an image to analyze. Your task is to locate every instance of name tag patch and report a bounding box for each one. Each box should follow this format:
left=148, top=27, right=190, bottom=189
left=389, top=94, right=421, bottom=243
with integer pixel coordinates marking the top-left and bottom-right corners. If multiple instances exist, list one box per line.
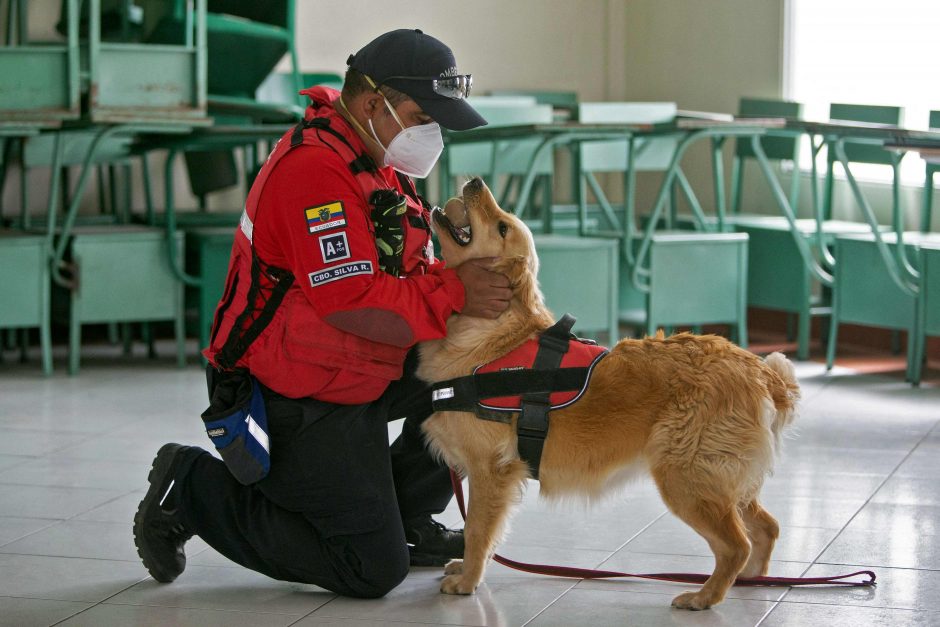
left=319, top=232, right=350, bottom=263
left=309, top=260, right=373, bottom=286
left=305, top=201, right=346, bottom=233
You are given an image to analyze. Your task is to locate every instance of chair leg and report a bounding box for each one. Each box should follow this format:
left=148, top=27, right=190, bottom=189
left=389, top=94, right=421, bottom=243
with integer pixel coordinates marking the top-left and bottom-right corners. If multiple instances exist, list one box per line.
left=122, top=322, right=133, bottom=356
left=922, top=172, right=934, bottom=234
left=140, top=322, right=157, bottom=359
left=910, top=327, right=925, bottom=387
left=40, top=320, right=53, bottom=377
left=69, top=297, right=81, bottom=375
left=175, top=290, right=186, bottom=368
left=730, top=157, right=743, bottom=215
left=785, top=313, right=795, bottom=342
left=797, top=308, right=811, bottom=361
left=826, top=290, right=840, bottom=372
left=736, top=298, right=749, bottom=349
left=905, top=329, right=918, bottom=384
left=107, top=321, right=120, bottom=344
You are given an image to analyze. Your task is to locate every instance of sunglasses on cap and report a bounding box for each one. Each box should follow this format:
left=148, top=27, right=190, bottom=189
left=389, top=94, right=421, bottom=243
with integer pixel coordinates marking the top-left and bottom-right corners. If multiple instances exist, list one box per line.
left=367, top=74, right=473, bottom=100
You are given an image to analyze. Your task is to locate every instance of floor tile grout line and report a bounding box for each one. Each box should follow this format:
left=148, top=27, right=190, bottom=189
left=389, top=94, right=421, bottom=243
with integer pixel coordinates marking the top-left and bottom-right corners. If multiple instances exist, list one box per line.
left=48, top=574, right=151, bottom=627
left=518, top=578, right=582, bottom=627
left=766, top=411, right=940, bottom=618
left=516, top=510, right=670, bottom=626
left=755, top=382, right=940, bottom=627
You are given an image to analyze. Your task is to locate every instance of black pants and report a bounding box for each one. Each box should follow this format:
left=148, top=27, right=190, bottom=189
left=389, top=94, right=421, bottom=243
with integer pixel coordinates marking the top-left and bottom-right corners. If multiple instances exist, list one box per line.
left=178, top=350, right=452, bottom=598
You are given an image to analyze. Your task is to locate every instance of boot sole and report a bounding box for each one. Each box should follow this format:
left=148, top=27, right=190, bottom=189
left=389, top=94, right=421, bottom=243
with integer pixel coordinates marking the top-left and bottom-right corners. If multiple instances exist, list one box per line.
left=133, top=443, right=185, bottom=583
left=408, top=549, right=453, bottom=567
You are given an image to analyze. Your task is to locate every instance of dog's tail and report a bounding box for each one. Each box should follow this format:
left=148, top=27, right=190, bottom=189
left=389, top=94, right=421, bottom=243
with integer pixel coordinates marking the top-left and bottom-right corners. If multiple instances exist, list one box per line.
left=762, top=352, right=800, bottom=448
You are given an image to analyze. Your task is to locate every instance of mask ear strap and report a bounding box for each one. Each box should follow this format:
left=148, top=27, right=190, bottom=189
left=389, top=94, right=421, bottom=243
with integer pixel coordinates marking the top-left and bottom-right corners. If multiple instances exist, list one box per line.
left=382, top=96, right=408, bottom=131
left=338, top=95, right=389, bottom=153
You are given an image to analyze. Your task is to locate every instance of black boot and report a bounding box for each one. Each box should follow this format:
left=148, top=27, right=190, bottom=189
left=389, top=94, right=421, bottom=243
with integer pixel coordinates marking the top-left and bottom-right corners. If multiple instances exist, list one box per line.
left=404, top=516, right=465, bottom=567
left=133, top=443, right=202, bottom=582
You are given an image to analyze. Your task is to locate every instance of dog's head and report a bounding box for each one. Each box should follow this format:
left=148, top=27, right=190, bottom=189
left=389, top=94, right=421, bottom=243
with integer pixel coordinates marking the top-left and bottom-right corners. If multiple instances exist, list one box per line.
left=431, top=177, right=539, bottom=287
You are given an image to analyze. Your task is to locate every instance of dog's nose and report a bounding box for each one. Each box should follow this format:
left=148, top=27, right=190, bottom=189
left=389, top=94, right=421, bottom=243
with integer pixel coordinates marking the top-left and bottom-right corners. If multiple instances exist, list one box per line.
left=464, top=177, right=483, bottom=192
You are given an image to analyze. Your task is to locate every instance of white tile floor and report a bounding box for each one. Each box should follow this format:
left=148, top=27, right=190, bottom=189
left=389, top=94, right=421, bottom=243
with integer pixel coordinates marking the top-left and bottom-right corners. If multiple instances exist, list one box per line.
left=1, top=348, right=939, bottom=626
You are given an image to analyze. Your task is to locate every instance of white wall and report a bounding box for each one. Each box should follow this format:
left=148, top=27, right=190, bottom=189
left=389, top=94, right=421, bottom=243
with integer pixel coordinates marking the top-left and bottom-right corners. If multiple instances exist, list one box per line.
left=292, top=0, right=626, bottom=101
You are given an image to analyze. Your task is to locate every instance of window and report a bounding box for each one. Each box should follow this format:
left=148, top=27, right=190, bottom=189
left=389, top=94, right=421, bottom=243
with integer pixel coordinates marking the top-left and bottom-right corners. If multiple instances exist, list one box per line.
left=785, top=0, right=940, bottom=184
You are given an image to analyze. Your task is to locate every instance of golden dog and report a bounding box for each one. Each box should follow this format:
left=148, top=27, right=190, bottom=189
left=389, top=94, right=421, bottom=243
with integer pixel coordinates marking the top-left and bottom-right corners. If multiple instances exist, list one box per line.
left=418, top=178, right=800, bottom=610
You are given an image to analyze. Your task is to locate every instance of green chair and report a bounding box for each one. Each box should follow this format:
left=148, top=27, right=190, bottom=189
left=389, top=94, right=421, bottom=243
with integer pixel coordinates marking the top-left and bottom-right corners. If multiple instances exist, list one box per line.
left=151, top=0, right=298, bottom=120
left=724, top=97, right=828, bottom=359
left=573, top=102, right=679, bottom=236
left=826, top=232, right=937, bottom=378
left=534, top=234, right=619, bottom=343
left=0, top=0, right=80, bottom=124
left=0, top=231, right=52, bottom=374
left=733, top=216, right=878, bottom=360
left=911, top=240, right=940, bottom=385
left=439, top=97, right=554, bottom=211
left=184, top=227, right=235, bottom=352
left=255, top=71, right=344, bottom=117
left=730, top=97, right=803, bottom=217
left=824, top=103, right=904, bottom=220
left=51, top=225, right=186, bottom=374
left=922, top=111, right=939, bottom=233
left=619, top=232, right=749, bottom=345
left=88, top=0, right=208, bottom=124
left=822, top=103, right=911, bottom=372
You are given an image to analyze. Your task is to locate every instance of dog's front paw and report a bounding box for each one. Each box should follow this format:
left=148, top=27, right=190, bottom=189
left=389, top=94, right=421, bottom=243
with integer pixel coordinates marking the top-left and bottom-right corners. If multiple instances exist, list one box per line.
left=440, top=573, right=478, bottom=595
left=671, top=591, right=713, bottom=611
left=443, top=559, right=463, bottom=576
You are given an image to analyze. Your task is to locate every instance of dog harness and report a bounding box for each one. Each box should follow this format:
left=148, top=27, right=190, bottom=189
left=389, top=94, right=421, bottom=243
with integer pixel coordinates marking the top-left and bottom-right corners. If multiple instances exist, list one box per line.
left=430, top=315, right=608, bottom=477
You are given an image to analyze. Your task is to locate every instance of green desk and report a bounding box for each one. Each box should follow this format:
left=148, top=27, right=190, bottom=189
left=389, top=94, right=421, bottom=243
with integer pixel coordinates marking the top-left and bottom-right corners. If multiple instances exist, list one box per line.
left=534, top=234, right=619, bottom=343
left=0, top=230, right=52, bottom=374
left=51, top=225, right=185, bottom=374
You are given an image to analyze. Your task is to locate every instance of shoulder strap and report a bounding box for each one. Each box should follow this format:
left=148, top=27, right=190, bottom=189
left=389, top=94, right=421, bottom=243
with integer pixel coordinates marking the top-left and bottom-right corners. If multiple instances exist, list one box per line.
left=292, top=116, right=379, bottom=175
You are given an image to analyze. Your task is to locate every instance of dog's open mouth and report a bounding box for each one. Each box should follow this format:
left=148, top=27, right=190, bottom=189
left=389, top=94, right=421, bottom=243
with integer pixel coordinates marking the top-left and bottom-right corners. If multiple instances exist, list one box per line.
left=432, top=198, right=472, bottom=247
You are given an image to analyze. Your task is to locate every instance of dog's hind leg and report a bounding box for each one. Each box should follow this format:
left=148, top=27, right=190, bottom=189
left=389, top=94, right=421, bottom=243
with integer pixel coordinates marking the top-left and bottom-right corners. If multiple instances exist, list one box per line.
left=654, top=474, right=751, bottom=610
left=440, top=459, right=529, bottom=595
left=739, top=499, right=780, bottom=578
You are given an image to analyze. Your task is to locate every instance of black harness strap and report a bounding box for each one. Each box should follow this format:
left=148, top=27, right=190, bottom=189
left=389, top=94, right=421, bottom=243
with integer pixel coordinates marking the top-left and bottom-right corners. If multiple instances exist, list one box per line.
left=293, top=117, right=378, bottom=174
left=214, top=255, right=294, bottom=370
left=517, top=315, right=576, bottom=478
left=430, top=367, right=592, bottom=415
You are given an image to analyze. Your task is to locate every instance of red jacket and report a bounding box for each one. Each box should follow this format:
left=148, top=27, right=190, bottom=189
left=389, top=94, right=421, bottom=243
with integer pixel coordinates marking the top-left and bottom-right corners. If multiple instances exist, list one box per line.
left=204, top=86, right=465, bottom=403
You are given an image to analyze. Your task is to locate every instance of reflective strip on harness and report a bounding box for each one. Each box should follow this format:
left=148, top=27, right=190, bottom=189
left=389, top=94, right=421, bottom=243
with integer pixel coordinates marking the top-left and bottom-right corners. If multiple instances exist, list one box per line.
left=473, top=341, right=608, bottom=412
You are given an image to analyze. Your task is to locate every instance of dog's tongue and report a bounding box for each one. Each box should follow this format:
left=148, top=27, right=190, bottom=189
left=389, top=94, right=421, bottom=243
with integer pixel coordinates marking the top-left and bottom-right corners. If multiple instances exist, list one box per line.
left=443, top=197, right=469, bottom=228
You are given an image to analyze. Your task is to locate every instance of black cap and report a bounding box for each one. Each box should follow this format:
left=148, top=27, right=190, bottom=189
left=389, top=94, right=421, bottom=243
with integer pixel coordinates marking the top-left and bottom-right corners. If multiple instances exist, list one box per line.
left=347, top=29, right=487, bottom=131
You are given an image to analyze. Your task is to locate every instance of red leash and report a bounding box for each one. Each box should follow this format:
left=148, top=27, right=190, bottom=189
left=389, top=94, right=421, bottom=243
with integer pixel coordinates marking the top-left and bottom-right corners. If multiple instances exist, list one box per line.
left=449, top=470, right=875, bottom=588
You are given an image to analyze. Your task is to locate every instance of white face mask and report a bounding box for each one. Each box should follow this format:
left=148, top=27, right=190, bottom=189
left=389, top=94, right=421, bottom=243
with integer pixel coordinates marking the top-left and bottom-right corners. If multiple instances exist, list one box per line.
left=367, top=96, right=443, bottom=179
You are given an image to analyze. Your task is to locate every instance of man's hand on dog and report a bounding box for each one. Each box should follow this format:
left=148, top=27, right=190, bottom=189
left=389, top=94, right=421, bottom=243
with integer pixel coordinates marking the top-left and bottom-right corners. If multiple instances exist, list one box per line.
left=457, top=258, right=512, bottom=319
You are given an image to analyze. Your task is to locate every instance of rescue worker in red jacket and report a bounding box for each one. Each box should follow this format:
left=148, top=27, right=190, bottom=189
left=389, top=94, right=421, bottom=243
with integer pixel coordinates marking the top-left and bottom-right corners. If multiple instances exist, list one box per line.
left=133, top=29, right=510, bottom=598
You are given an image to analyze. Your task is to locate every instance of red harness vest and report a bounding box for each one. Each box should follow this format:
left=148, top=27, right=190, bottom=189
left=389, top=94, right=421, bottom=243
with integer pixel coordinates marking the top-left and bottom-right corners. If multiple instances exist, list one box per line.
left=204, top=88, right=443, bottom=402
left=473, top=338, right=608, bottom=412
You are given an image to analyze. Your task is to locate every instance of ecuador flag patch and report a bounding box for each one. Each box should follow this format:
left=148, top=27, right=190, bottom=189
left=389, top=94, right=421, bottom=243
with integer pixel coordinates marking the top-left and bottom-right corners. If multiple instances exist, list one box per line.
left=305, top=201, right=346, bottom=234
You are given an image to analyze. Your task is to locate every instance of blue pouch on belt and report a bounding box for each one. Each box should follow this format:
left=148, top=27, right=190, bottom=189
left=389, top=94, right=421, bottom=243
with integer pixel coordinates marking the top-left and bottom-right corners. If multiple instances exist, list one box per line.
left=201, top=370, right=270, bottom=485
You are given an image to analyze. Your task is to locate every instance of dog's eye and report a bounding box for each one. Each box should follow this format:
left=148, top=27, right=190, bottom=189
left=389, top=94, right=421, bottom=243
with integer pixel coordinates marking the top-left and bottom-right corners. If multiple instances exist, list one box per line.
left=498, top=221, right=509, bottom=238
